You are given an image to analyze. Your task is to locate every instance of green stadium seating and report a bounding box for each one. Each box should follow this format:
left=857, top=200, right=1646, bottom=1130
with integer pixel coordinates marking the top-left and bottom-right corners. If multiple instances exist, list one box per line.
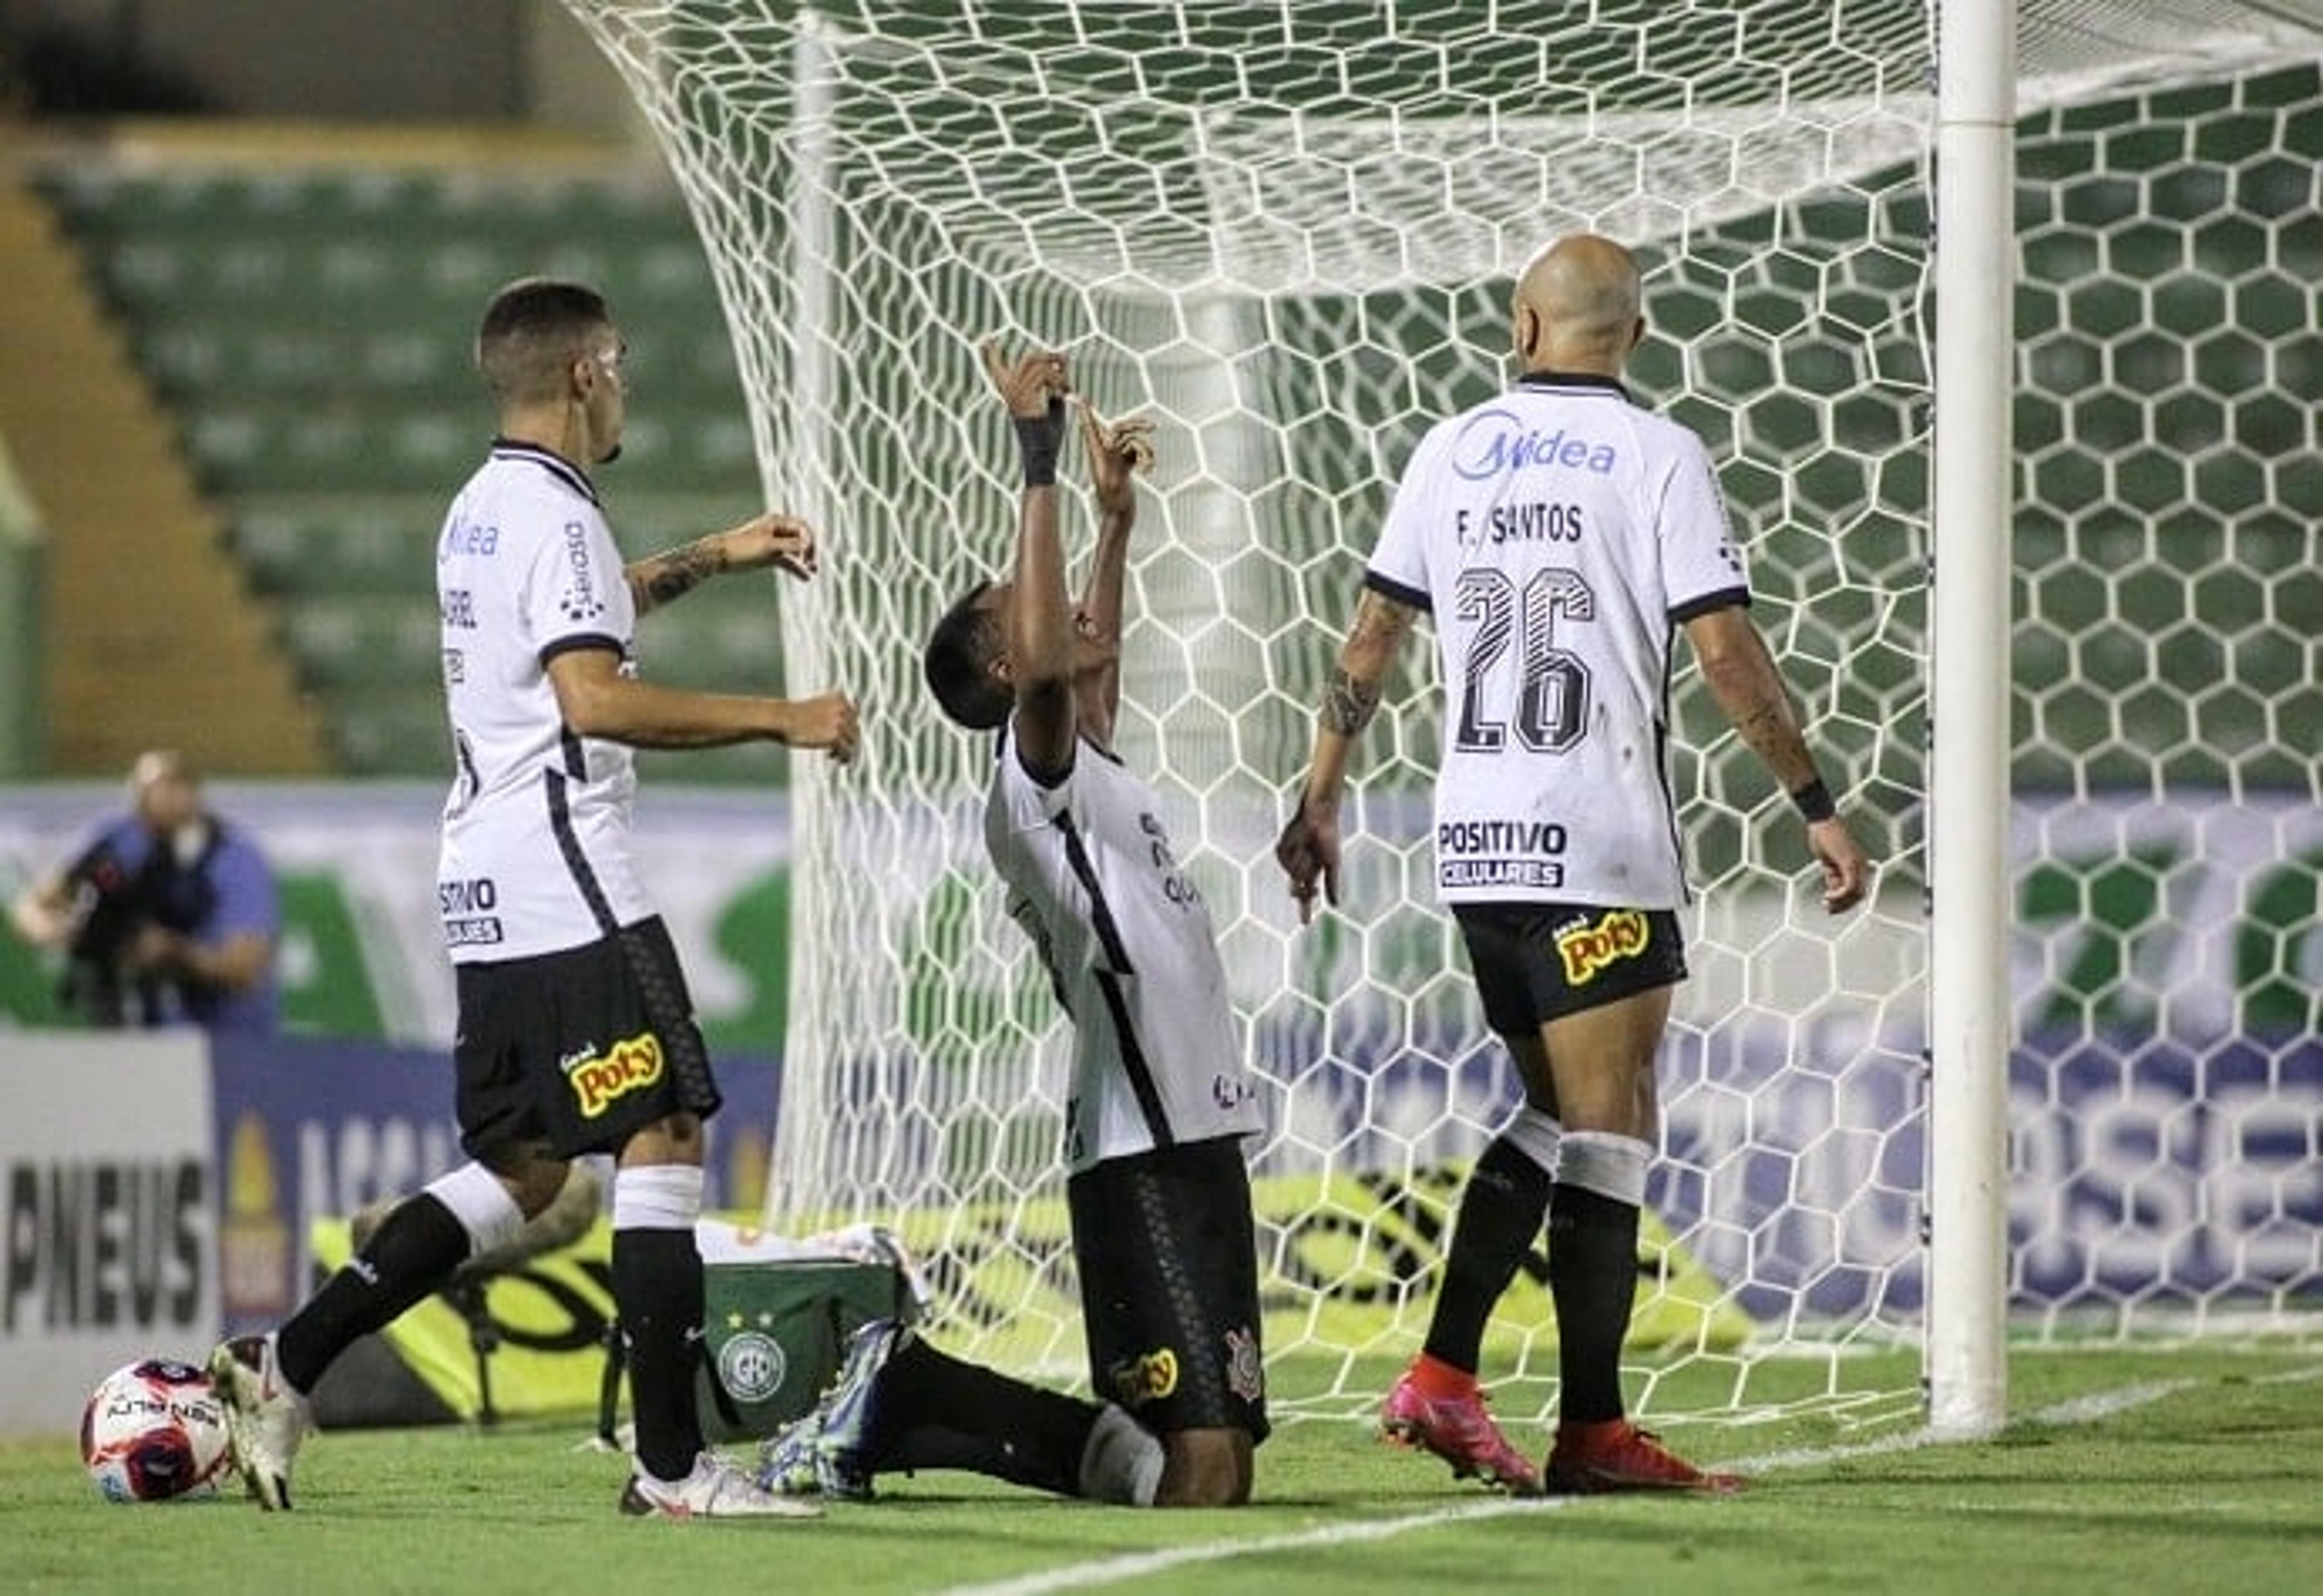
left=229, top=494, right=445, bottom=596
left=36, top=164, right=772, bottom=777
left=277, top=592, right=441, bottom=691
left=325, top=686, right=455, bottom=779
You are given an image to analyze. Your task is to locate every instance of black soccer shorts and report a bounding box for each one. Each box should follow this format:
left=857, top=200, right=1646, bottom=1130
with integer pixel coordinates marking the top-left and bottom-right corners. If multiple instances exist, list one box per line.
left=453, top=915, right=722, bottom=1161
left=1067, top=1134, right=1270, bottom=1444
left=1453, top=901, right=1690, bottom=1036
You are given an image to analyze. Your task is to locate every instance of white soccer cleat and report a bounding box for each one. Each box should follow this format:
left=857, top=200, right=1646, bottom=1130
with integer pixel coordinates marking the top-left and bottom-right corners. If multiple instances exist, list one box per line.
left=206, top=1334, right=313, bottom=1511
left=619, top=1450, right=824, bottom=1520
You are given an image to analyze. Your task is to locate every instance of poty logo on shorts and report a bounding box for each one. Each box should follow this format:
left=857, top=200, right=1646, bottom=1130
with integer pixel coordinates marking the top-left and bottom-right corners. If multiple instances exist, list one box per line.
left=566, top=1031, right=665, bottom=1119
left=1108, top=1347, right=1179, bottom=1407
left=1554, top=908, right=1651, bottom=986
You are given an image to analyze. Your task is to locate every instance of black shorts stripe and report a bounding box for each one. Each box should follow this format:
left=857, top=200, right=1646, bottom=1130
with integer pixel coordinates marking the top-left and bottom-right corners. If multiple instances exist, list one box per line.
left=615, top=920, right=719, bottom=1115
left=1052, top=811, right=1174, bottom=1150
left=544, top=768, right=620, bottom=936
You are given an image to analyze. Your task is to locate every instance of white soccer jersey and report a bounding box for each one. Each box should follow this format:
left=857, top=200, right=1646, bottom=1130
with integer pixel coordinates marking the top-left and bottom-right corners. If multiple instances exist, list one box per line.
left=985, top=728, right=1265, bottom=1173
left=433, top=440, right=655, bottom=962
left=1367, top=373, right=1752, bottom=910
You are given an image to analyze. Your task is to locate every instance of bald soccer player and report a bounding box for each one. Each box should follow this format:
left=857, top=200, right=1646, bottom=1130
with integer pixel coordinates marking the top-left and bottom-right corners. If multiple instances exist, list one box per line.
left=1275, top=234, right=1874, bottom=1496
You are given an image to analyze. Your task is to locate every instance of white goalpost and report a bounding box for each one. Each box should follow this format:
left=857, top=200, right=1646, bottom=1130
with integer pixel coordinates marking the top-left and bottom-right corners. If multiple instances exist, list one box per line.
left=561, top=0, right=2323, bottom=1439
left=1928, top=0, right=2014, bottom=1442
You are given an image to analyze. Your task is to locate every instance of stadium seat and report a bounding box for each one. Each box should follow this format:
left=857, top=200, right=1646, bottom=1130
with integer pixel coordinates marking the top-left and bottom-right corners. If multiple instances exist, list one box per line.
left=278, top=593, right=440, bottom=691
left=39, top=164, right=774, bottom=778
left=229, top=495, right=445, bottom=596
left=326, top=688, right=455, bottom=780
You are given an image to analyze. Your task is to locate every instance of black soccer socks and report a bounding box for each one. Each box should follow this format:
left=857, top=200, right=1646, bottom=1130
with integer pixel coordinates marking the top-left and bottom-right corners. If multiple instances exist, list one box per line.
left=276, top=1191, right=469, bottom=1395
left=1546, top=1182, right=1643, bottom=1424
left=1423, top=1135, right=1557, bottom=1374
left=612, top=1225, right=708, bottom=1481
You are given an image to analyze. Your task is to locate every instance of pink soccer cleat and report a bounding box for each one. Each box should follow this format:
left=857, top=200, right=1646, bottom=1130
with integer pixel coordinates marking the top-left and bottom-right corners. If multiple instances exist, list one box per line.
left=1544, top=1418, right=1743, bottom=1495
left=1380, top=1364, right=1542, bottom=1496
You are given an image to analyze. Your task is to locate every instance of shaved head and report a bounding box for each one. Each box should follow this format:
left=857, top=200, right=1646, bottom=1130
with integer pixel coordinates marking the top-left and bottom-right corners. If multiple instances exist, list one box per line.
left=1512, top=233, right=1644, bottom=374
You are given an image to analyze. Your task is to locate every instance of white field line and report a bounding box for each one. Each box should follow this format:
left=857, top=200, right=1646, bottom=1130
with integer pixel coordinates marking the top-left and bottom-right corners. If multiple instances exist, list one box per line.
left=935, top=1376, right=2226, bottom=1596
left=938, top=1494, right=1581, bottom=1596
left=2252, top=1364, right=2323, bottom=1386
left=2019, top=1379, right=2196, bottom=1426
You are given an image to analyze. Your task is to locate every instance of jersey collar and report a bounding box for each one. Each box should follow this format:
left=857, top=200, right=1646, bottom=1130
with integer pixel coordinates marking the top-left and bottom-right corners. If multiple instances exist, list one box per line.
left=489, top=437, right=601, bottom=507
left=1516, top=371, right=1632, bottom=402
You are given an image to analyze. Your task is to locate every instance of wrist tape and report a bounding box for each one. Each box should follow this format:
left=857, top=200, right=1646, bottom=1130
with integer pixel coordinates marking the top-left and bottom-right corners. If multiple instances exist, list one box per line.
left=1014, top=406, right=1063, bottom=487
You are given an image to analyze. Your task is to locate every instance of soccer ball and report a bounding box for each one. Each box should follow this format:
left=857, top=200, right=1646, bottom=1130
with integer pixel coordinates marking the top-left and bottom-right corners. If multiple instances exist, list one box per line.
left=79, top=1358, right=231, bottom=1503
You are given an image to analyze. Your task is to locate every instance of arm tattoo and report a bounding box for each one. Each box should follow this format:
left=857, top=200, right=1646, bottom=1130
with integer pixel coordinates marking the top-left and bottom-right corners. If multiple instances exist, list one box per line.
left=1733, top=701, right=1792, bottom=762
left=633, top=542, right=723, bottom=611
left=1319, top=669, right=1383, bottom=737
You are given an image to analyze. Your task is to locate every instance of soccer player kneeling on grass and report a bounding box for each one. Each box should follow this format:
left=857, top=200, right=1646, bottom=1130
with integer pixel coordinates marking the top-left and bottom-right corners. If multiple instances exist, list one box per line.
left=1276, top=234, right=1874, bottom=1496
left=755, top=342, right=1268, bottom=1509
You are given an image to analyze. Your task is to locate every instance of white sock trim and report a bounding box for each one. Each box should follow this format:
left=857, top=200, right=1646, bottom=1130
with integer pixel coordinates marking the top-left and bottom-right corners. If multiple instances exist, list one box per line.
left=1557, top=1130, right=1652, bottom=1207
left=612, top=1163, right=705, bottom=1231
left=423, top=1161, right=526, bottom=1257
left=1501, top=1105, right=1564, bottom=1176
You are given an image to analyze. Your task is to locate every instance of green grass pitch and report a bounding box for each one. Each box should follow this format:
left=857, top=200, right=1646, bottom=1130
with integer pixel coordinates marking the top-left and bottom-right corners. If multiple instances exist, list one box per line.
left=5, top=1344, right=2316, bottom=1595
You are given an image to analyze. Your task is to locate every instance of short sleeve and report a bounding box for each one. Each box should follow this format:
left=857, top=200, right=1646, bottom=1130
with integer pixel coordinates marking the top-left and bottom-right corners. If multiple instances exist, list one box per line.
left=202, top=836, right=279, bottom=942
left=1660, top=432, right=1751, bottom=621
left=1364, top=426, right=1443, bottom=613
left=523, top=509, right=632, bottom=666
left=993, top=725, right=1081, bottom=835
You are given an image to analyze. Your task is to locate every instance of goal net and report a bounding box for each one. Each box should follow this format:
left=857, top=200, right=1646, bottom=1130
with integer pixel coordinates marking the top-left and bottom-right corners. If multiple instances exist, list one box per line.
left=561, top=0, right=2322, bottom=1426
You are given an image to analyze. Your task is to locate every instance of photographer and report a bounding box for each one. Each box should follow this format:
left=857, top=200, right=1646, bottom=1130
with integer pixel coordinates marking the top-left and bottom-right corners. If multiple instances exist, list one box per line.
left=9, top=749, right=281, bottom=1033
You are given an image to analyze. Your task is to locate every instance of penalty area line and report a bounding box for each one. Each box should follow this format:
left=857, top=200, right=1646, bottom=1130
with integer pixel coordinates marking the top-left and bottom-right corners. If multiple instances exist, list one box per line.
left=935, top=1379, right=2194, bottom=1596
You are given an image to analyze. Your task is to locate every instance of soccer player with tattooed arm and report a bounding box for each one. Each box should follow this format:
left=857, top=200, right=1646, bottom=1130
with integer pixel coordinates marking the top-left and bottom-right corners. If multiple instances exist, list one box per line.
left=1276, top=233, right=1874, bottom=1495
left=208, top=276, right=857, bottom=1520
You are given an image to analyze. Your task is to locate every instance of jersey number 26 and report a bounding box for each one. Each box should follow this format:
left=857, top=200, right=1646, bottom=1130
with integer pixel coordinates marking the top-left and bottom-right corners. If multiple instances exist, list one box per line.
left=1452, top=566, right=1595, bottom=755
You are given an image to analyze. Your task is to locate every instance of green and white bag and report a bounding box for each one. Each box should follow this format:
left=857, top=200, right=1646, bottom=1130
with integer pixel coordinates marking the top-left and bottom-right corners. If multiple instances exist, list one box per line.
left=599, top=1222, right=921, bottom=1444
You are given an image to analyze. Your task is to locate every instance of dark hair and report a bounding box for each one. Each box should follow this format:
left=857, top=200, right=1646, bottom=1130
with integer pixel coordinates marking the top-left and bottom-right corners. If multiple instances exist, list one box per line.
left=923, top=582, right=1011, bottom=730
left=475, top=278, right=612, bottom=403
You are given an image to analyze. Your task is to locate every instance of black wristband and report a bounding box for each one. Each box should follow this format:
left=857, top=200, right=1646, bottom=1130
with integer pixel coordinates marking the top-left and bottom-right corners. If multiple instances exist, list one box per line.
left=1791, top=778, right=1837, bottom=824
left=1013, top=409, right=1062, bottom=487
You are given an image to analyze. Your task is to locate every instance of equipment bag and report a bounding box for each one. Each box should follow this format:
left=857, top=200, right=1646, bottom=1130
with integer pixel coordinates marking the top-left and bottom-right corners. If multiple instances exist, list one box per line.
left=597, top=1224, right=920, bottom=1444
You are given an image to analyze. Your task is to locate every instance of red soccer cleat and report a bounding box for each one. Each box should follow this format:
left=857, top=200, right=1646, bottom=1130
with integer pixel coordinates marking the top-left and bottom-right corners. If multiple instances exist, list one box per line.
left=1380, top=1364, right=1543, bottom=1496
left=1544, top=1418, right=1744, bottom=1495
